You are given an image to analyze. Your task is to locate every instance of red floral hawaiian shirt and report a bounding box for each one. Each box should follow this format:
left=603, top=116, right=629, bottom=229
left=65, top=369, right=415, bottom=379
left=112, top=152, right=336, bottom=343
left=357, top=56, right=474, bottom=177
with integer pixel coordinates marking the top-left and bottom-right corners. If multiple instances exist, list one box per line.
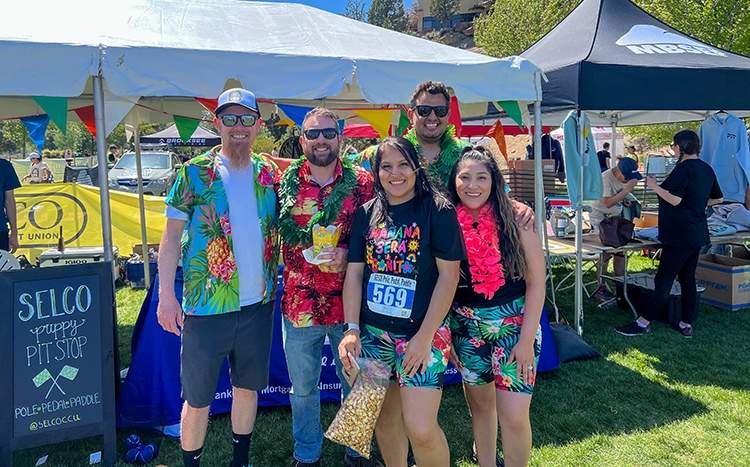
left=275, top=158, right=373, bottom=327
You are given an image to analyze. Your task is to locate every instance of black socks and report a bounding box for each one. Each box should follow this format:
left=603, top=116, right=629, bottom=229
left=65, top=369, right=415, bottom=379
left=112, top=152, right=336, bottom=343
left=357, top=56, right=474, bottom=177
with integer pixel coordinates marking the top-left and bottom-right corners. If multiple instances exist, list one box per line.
left=182, top=447, right=203, bottom=467
left=232, top=431, right=253, bottom=467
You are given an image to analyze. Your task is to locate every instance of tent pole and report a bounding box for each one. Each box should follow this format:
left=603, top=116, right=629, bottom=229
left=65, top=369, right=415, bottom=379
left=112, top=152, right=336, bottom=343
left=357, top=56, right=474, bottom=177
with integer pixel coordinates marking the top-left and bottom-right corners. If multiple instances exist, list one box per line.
left=575, top=110, right=585, bottom=336
left=611, top=117, right=617, bottom=169
left=533, top=101, right=544, bottom=234
left=93, top=76, right=115, bottom=266
left=134, top=125, right=151, bottom=289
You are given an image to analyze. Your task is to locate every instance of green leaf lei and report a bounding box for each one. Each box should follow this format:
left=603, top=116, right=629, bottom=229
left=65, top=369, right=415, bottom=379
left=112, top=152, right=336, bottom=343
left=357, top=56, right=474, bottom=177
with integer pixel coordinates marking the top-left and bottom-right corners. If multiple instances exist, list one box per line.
left=278, top=156, right=358, bottom=248
left=404, top=124, right=466, bottom=191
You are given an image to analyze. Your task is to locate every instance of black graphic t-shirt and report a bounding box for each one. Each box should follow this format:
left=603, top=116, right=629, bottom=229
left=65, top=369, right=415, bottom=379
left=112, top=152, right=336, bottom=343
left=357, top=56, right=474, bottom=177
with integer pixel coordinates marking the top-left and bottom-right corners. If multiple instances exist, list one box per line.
left=349, top=196, right=466, bottom=338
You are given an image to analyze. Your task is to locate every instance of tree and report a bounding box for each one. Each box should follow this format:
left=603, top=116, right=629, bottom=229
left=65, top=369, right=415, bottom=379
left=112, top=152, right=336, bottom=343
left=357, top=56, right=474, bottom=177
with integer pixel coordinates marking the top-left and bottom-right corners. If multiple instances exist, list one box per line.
left=406, top=0, right=419, bottom=33
left=430, top=0, right=460, bottom=27
left=342, top=0, right=368, bottom=22
left=368, top=0, right=408, bottom=32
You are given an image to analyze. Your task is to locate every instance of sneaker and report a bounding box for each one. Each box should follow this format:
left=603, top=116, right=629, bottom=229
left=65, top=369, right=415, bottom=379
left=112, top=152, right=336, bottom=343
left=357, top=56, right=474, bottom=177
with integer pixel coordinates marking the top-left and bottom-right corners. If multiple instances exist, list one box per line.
left=598, top=297, right=618, bottom=310
left=345, top=453, right=384, bottom=467
left=678, top=325, right=693, bottom=338
left=615, top=321, right=652, bottom=336
left=594, top=284, right=615, bottom=302
left=289, top=459, right=321, bottom=467
left=470, top=445, right=505, bottom=466
left=407, top=452, right=417, bottom=467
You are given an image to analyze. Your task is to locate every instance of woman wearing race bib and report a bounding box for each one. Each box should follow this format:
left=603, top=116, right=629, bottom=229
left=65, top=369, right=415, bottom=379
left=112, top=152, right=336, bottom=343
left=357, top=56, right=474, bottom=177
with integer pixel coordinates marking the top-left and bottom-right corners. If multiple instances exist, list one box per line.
left=340, top=136, right=466, bottom=467
left=447, top=146, right=545, bottom=467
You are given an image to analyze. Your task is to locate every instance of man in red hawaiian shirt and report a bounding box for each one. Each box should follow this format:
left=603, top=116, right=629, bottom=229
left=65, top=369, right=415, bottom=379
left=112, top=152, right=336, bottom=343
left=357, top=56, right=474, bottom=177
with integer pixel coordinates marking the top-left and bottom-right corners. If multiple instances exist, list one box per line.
left=275, top=108, right=380, bottom=467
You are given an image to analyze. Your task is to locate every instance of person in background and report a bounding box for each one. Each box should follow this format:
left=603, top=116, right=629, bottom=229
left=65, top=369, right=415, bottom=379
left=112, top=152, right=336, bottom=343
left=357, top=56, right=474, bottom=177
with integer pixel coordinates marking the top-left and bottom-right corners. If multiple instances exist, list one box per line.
left=447, top=146, right=545, bottom=467
left=616, top=130, right=723, bottom=338
left=21, top=153, right=52, bottom=183
left=340, top=136, right=465, bottom=467
left=107, top=144, right=120, bottom=164
left=157, top=88, right=280, bottom=467
left=626, top=145, right=637, bottom=160
left=597, top=142, right=611, bottom=171
left=1, top=156, right=21, bottom=252
left=589, top=157, right=642, bottom=305
left=271, top=146, right=279, bottom=158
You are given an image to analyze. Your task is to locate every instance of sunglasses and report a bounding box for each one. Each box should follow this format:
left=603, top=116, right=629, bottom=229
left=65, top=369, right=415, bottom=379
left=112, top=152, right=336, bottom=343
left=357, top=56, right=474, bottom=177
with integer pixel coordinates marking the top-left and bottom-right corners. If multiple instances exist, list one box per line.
left=303, top=128, right=339, bottom=140
left=413, top=105, right=449, bottom=118
left=219, top=114, right=258, bottom=127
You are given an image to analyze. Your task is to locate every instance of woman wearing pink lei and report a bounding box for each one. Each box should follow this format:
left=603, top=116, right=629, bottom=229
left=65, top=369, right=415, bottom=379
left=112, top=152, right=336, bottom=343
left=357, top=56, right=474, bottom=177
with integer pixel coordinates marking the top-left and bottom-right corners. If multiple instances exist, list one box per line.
left=447, top=146, right=545, bottom=467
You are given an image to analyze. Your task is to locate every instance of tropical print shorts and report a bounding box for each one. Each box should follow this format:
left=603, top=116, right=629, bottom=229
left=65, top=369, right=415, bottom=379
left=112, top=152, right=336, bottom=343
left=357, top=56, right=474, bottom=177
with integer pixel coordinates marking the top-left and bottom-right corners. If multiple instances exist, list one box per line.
left=359, top=321, right=451, bottom=389
left=450, top=296, right=541, bottom=394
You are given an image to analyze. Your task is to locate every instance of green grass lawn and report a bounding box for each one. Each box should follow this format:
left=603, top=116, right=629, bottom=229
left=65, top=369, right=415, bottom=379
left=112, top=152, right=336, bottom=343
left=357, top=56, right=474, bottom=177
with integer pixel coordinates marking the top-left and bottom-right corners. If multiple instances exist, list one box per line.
left=14, top=256, right=750, bottom=466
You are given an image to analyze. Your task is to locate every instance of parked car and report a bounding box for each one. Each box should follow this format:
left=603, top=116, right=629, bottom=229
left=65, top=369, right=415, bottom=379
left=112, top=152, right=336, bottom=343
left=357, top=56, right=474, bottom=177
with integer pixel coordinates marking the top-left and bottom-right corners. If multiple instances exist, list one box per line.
left=108, top=151, right=181, bottom=196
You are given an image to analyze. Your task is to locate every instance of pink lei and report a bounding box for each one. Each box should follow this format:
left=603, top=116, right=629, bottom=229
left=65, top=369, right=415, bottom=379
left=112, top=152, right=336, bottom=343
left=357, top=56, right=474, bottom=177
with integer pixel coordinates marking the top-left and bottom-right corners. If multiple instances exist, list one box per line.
left=456, top=204, right=505, bottom=299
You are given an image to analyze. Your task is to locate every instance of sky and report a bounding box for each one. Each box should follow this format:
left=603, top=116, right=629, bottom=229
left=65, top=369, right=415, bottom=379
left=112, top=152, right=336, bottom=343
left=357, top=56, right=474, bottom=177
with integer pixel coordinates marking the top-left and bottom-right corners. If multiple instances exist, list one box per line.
left=255, top=0, right=370, bottom=15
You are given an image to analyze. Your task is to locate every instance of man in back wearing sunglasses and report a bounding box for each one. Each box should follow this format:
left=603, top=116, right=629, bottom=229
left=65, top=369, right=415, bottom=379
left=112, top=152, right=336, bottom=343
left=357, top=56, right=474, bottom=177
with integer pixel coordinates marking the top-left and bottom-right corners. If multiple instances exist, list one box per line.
left=157, top=88, right=280, bottom=467
left=274, top=108, right=381, bottom=467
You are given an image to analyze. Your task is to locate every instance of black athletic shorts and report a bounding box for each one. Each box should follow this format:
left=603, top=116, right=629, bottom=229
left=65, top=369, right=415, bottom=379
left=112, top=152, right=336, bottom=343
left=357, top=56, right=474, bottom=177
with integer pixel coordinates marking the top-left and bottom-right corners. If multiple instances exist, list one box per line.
left=180, top=300, right=274, bottom=408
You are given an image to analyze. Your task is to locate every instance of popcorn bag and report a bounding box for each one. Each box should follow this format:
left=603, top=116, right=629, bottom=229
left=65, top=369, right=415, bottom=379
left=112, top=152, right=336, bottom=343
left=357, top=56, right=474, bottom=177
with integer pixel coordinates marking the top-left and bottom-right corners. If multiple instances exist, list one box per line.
left=312, top=223, right=342, bottom=256
left=324, top=358, right=391, bottom=458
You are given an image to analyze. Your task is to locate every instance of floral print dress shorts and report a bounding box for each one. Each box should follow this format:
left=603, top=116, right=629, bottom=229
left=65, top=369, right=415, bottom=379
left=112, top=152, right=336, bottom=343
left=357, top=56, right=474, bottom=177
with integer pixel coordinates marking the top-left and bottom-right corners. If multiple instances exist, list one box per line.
left=359, top=321, right=452, bottom=389
left=450, top=296, right=541, bottom=394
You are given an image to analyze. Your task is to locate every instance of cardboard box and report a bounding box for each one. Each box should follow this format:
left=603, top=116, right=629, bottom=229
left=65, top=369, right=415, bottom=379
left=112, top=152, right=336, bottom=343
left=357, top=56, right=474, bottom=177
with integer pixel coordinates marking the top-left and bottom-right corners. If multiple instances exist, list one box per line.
left=695, top=254, right=750, bottom=310
left=133, top=243, right=160, bottom=257
left=633, top=214, right=658, bottom=229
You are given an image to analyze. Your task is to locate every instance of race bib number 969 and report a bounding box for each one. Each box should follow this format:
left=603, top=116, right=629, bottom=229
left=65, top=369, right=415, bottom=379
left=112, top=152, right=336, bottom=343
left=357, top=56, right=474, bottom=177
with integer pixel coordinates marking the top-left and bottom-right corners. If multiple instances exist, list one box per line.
left=367, top=273, right=416, bottom=319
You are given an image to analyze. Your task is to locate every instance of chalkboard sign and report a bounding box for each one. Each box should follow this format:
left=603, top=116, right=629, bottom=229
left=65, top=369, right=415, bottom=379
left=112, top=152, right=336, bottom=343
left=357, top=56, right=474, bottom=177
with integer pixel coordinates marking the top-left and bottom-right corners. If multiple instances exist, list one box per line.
left=0, top=262, right=116, bottom=466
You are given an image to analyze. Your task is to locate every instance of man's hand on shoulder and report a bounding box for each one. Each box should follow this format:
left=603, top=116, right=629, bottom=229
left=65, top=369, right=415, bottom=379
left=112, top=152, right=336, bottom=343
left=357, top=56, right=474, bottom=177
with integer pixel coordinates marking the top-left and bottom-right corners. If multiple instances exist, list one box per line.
left=513, top=201, right=537, bottom=232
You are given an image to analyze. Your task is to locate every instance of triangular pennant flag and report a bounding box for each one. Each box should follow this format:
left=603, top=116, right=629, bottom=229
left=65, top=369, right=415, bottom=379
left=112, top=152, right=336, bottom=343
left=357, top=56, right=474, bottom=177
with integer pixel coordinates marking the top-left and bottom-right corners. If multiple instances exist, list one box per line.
left=173, top=116, right=201, bottom=143
left=20, top=114, right=51, bottom=154
left=396, top=109, right=410, bottom=137
left=195, top=97, right=219, bottom=114
left=338, top=119, right=345, bottom=136
left=125, top=123, right=134, bottom=143
left=352, top=109, right=393, bottom=138
left=448, top=96, right=462, bottom=138
left=73, top=106, right=97, bottom=138
left=277, top=104, right=315, bottom=128
left=495, top=101, right=530, bottom=129
left=32, top=96, right=68, bottom=135
left=486, top=120, right=508, bottom=162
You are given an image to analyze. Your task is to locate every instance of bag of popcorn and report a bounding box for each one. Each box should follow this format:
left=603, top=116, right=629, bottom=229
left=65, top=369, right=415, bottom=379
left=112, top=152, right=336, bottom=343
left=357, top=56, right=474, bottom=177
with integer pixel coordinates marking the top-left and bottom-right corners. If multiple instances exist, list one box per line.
left=324, top=358, right=391, bottom=458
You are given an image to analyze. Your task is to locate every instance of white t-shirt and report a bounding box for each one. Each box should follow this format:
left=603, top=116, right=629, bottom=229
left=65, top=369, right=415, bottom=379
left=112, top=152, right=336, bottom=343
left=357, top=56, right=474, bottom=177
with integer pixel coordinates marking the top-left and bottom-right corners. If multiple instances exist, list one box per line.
left=29, top=162, right=51, bottom=183
left=590, top=169, right=625, bottom=224
left=165, top=155, right=265, bottom=306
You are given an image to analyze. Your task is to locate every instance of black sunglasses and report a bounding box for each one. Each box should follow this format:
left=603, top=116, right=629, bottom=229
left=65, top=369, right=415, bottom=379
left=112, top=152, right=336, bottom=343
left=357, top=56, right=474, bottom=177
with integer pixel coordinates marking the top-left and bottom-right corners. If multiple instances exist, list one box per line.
left=303, top=128, right=339, bottom=140
left=219, top=114, right=258, bottom=127
left=413, top=105, right=449, bottom=118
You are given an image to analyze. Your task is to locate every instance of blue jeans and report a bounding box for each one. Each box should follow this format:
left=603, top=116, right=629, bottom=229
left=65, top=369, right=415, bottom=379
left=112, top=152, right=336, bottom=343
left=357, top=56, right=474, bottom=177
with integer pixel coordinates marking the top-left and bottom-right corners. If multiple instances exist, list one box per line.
left=282, top=318, right=360, bottom=462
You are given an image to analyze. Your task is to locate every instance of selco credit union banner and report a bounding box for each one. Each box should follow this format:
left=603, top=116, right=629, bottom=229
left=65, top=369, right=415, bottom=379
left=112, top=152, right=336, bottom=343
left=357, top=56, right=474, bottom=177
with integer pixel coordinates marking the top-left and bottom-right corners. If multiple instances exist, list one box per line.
left=14, top=183, right=167, bottom=261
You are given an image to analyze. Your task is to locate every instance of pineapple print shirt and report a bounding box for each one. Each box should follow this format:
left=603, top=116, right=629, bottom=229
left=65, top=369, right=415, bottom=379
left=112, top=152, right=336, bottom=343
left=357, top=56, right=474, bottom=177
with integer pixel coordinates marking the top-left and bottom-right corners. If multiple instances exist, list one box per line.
left=165, top=147, right=280, bottom=316
left=275, top=158, right=373, bottom=327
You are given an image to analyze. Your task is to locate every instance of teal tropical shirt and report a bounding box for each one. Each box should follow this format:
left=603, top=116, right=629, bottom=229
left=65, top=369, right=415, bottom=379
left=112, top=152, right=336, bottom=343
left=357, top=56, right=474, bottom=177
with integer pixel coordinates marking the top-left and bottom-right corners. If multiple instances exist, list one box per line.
left=165, top=146, right=280, bottom=316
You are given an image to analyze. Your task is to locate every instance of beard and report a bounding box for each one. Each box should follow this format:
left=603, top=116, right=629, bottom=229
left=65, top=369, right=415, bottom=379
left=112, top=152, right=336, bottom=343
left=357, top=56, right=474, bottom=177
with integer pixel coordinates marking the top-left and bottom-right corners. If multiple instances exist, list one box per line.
left=225, top=139, right=253, bottom=171
left=305, top=142, right=340, bottom=167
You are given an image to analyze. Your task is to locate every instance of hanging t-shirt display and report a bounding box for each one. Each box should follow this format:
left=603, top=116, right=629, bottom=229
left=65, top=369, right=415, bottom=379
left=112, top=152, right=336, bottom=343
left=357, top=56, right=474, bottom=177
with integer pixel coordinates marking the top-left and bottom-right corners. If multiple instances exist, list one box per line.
left=348, top=196, right=466, bottom=338
left=698, top=113, right=750, bottom=204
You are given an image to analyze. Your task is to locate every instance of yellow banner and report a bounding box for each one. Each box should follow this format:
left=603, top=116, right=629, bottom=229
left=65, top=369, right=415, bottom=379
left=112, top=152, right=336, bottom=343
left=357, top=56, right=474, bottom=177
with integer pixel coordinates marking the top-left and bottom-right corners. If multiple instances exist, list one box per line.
left=14, top=183, right=167, bottom=262
left=353, top=109, right=394, bottom=138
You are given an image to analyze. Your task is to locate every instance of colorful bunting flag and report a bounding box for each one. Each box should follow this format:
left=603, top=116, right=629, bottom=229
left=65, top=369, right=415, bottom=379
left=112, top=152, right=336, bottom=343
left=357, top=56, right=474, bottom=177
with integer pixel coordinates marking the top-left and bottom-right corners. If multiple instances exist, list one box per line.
left=278, top=104, right=315, bottom=128
left=352, top=109, right=393, bottom=138
left=486, top=120, right=508, bottom=162
left=195, top=97, right=219, bottom=114
left=396, top=109, right=410, bottom=137
left=73, top=106, right=97, bottom=138
left=495, top=101, right=529, bottom=129
left=20, top=114, right=51, bottom=154
left=32, top=96, right=68, bottom=135
left=337, top=119, right=345, bottom=136
left=448, top=96, right=462, bottom=138
left=173, top=116, right=201, bottom=143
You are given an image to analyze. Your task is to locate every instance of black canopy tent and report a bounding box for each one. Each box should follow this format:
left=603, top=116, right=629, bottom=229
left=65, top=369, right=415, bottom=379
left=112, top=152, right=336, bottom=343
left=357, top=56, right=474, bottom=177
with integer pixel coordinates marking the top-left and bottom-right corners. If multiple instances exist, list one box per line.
left=139, top=124, right=221, bottom=147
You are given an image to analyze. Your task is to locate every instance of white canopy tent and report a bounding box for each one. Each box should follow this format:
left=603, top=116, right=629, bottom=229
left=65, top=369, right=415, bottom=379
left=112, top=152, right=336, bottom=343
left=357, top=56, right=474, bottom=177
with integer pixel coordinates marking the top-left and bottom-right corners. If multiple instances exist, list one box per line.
left=0, top=0, right=546, bottom=313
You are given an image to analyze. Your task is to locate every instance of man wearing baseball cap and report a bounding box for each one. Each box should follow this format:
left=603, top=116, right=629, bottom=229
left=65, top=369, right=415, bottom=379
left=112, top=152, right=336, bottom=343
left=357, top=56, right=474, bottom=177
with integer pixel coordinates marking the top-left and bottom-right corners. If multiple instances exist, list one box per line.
left=590, top=156, right=643, bottom=304
left=21, top=153, right=52, bottom=184
left=158, top=88, right=280, bottom=467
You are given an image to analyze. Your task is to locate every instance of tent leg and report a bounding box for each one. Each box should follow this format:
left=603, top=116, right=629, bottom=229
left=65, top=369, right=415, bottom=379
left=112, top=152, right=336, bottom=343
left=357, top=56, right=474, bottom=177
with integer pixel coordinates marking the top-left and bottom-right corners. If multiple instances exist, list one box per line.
left=575, top=110, right=585, bottom=336
left=93, top=75, right=115, bottom=266
left=611, top=120, right=617, bottom=169
left=533, top=101, right=545, bottom=234
left=134, top=125, right=151, bottom=289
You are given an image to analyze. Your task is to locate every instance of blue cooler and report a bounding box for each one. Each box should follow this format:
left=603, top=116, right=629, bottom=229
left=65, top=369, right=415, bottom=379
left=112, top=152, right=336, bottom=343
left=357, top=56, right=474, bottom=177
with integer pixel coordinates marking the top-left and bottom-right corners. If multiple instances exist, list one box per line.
left=127, top=260, right=158, bottom=288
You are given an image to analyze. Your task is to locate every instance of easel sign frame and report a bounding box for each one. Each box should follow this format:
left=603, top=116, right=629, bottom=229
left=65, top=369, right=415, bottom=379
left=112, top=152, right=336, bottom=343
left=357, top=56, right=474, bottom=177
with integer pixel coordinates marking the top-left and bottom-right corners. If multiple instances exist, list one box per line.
left=0, top=262, right=117, bottom=466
